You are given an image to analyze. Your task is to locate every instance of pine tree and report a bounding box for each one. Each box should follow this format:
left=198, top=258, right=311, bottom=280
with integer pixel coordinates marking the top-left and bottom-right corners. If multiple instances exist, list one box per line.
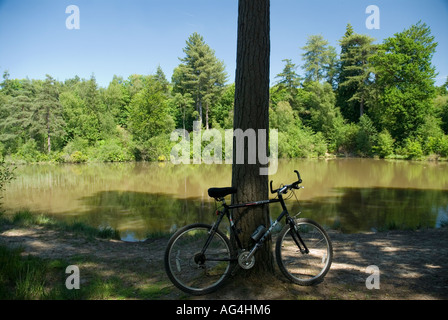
left=275, top=59, right=301, bottom=91
left=0, top=80, right=34, bottom=151
left=337, top=25, right=377, bottom=121
left=30, top=75, right=65, bottom=153
left=232, top=0, right=273, bottom=275
left=175, top=33, right=227, bottom=129
left=301, top=34, right=337, bottom=84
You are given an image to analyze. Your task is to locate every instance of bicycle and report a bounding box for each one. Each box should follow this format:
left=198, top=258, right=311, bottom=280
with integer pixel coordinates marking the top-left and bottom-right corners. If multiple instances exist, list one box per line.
left=164, top=170, right=333, bottom=295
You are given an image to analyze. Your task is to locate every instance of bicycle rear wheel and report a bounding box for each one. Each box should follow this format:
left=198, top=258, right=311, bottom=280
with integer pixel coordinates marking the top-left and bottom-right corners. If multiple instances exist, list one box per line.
left=164, top=223, right=235, bottom=295
left=276, top=218, right=333, bottom=286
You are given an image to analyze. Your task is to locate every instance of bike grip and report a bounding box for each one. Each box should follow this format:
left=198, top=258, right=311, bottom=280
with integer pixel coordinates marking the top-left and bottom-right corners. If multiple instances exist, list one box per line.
left=294, top=170, right=302, bottom=183
left=270, top=180, right=274, bottom=193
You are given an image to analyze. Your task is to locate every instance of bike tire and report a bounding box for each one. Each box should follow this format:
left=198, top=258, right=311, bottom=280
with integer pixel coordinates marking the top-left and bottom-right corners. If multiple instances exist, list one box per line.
left=164, top=223, right=235, bottom=295
left=275, top=218, right=333, bottom=286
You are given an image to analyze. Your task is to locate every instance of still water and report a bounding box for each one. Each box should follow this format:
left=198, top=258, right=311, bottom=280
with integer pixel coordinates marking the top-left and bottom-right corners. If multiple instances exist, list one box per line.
left=2, top=159, right=448, bottom=241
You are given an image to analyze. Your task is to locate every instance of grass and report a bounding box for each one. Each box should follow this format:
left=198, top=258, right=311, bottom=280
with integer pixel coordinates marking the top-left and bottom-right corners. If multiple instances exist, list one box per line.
left=1, top=210, right=121, bottom=240
left=0, top=210, right=161, bottom=300
left=0, top=245, right=68, bottom=299
left=0, top=244, right=147, bottom=300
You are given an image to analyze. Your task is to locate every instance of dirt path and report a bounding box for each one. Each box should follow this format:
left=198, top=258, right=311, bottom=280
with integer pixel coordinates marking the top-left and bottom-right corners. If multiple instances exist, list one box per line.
left=1, top=225, right=447, bottom=300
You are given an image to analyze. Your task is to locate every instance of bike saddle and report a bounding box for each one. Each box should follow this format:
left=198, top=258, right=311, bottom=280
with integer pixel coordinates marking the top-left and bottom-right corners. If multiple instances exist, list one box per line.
left=208, top=187, right=237, bottom=198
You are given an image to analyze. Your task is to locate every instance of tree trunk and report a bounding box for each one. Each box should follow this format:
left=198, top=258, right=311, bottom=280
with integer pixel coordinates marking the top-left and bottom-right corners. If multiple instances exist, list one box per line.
left=46, top=109, right=51, bottom=154
left=231, top=0, right=273, bottom=275
left=360, top=96, right=364, bottom=118
left=205, top=102, right=209, bottom=130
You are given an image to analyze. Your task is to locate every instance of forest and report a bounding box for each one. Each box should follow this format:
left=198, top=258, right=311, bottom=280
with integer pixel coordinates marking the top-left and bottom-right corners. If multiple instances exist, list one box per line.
left=1, top=22, right=448, bottom=164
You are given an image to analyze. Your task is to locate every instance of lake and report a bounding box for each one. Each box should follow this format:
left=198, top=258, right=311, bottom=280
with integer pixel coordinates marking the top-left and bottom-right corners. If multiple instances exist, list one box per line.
left=2, top=159, right=448, bottom=241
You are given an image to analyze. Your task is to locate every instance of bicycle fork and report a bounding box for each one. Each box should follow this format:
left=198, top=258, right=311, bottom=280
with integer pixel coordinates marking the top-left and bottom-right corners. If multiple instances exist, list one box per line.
left=244, top=213, right=309, bottom=264
left=286, top=217, right=309, bottom=254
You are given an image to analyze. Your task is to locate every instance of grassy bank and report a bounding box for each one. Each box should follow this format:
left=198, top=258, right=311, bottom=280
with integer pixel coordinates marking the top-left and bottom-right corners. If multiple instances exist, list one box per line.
left=0, top=211, right=168, bottom=300
left=1, top=210, right=121, bottom=240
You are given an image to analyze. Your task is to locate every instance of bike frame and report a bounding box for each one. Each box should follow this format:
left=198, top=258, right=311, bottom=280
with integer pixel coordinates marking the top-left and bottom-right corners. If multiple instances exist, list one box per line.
left=202, top=190, right=309, bottom=263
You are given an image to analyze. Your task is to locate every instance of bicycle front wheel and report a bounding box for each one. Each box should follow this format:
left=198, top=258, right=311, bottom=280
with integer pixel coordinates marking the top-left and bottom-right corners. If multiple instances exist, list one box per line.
left=164, top=223, right=235, bottom=295
left=276, top=218, right=333, bottom=286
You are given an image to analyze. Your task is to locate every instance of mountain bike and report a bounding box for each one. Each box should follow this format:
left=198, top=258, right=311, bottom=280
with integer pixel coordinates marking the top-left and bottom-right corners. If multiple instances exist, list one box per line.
left=164, top=170, right=333, bottom=295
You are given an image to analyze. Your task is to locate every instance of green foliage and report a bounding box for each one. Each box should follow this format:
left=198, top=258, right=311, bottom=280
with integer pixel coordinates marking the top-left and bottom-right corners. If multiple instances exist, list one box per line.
left=69, top=151, right=88, bottom=163
left=334, top=122, right=359, bottom=155
left=15, top=139, right=41, bottom=162
left=337, top=28, right=377, bottom=122
left=355, top=115, right=378, bottom=156
left=373, top=129, right=395, bottom=158
left=404, top=139, right=424, bottom=160
left=434, top=94, right=448, bottom=134
left=0, top=158, right=15, bottom=209
left=301, top=34, right=337, bottom=84
left=174, top=32, right=228, bottom=129
left=134, top=134, right=173, bottom=161
left=275, top=59, right=302, bottom=95
left=128, top=75, right=175, bottom=142
left=93, top=139, right=134, bottom=162
left=0, top=23, right=446, bottom=163
left=371, top=22, right=437, bottom=143
left=303, top=81, right=342, bottom=139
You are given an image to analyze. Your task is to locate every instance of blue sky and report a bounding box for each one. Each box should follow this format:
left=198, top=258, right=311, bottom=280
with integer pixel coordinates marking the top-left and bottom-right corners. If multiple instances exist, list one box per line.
left=0, top=0, right=447, bottom=88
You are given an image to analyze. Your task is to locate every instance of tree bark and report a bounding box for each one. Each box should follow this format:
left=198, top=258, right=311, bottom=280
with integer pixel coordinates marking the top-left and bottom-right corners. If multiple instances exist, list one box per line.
left=46, top=109, right=51, bottom=154
left=231, top=0, right=273, bottom=275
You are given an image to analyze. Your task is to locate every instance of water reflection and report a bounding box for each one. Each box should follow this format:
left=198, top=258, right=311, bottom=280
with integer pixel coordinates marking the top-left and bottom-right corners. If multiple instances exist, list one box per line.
left=79, top=191, right=216, bottom=240
left=294, top=188, right=448, bottom=233
left=2, top=159, right=448, bottom=241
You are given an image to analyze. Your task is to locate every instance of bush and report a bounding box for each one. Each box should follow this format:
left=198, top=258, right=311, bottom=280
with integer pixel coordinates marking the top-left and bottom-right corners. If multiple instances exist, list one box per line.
left=439, top=135, right=448, bottom=157
left=404, top=138, right=424, bottom=159
left=278, top=126, right=327, bottom=158
left=334, top=122, right=359, bottom=155
left=0, top=159, right=15, bottom=209
left=135, top=134, right=173, bottom=161
left=93, top=139, right=134, bottom=162
left=15, top=139, right=41, bottom=162
left=69, top=151, right=88, bottom=163
left=373, top=129, right=395, bottom=158
left=356, top=115, right=378, bottom=156
left=426, top=135, right=448, bottom=157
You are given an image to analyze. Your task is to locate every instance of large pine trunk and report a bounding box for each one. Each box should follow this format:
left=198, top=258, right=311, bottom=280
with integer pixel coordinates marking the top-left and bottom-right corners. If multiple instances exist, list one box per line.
left=231, top=0, right=274, bottom=275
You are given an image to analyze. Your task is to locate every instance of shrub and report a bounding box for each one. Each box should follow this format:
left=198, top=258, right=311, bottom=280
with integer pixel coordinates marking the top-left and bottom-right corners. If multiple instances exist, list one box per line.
left=0, top=159, right=15, bottom=209
left=439, top=135, right=448, bottom=157
left=93, top=139, right=134, bottom=162
left=280, top=126, right=327, bottom=158
left=136, top=134, right=173, bottom=161
left=427, top=135, right=448, bottom=157
left=334, top=122, right=359, bottom=155
left=15, top=139, right=41, bottom=162
left=356, top=115, right=378, bottom=156
left=404, top=138, right=424, bottom=160
left=69, top=151, right=88, bottom=163
left=373, top=129, right=395, bottom=158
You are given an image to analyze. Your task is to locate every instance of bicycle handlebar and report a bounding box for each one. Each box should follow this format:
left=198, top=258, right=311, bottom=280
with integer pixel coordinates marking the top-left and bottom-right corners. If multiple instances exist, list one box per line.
left=270, top=170, right=303, bottom=194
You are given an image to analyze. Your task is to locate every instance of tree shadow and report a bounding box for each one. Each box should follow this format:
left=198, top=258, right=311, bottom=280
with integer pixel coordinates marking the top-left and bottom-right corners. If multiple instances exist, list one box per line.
left=76, top=190, right=218, bottom=241
left=3, top=187, right=447, bottom=299
left=290, top=187, right=448, bottom=233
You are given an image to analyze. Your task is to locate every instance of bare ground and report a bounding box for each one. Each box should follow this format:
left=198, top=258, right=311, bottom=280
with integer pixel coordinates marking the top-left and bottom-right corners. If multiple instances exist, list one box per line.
left=1, top=224, right=447, bottom=300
